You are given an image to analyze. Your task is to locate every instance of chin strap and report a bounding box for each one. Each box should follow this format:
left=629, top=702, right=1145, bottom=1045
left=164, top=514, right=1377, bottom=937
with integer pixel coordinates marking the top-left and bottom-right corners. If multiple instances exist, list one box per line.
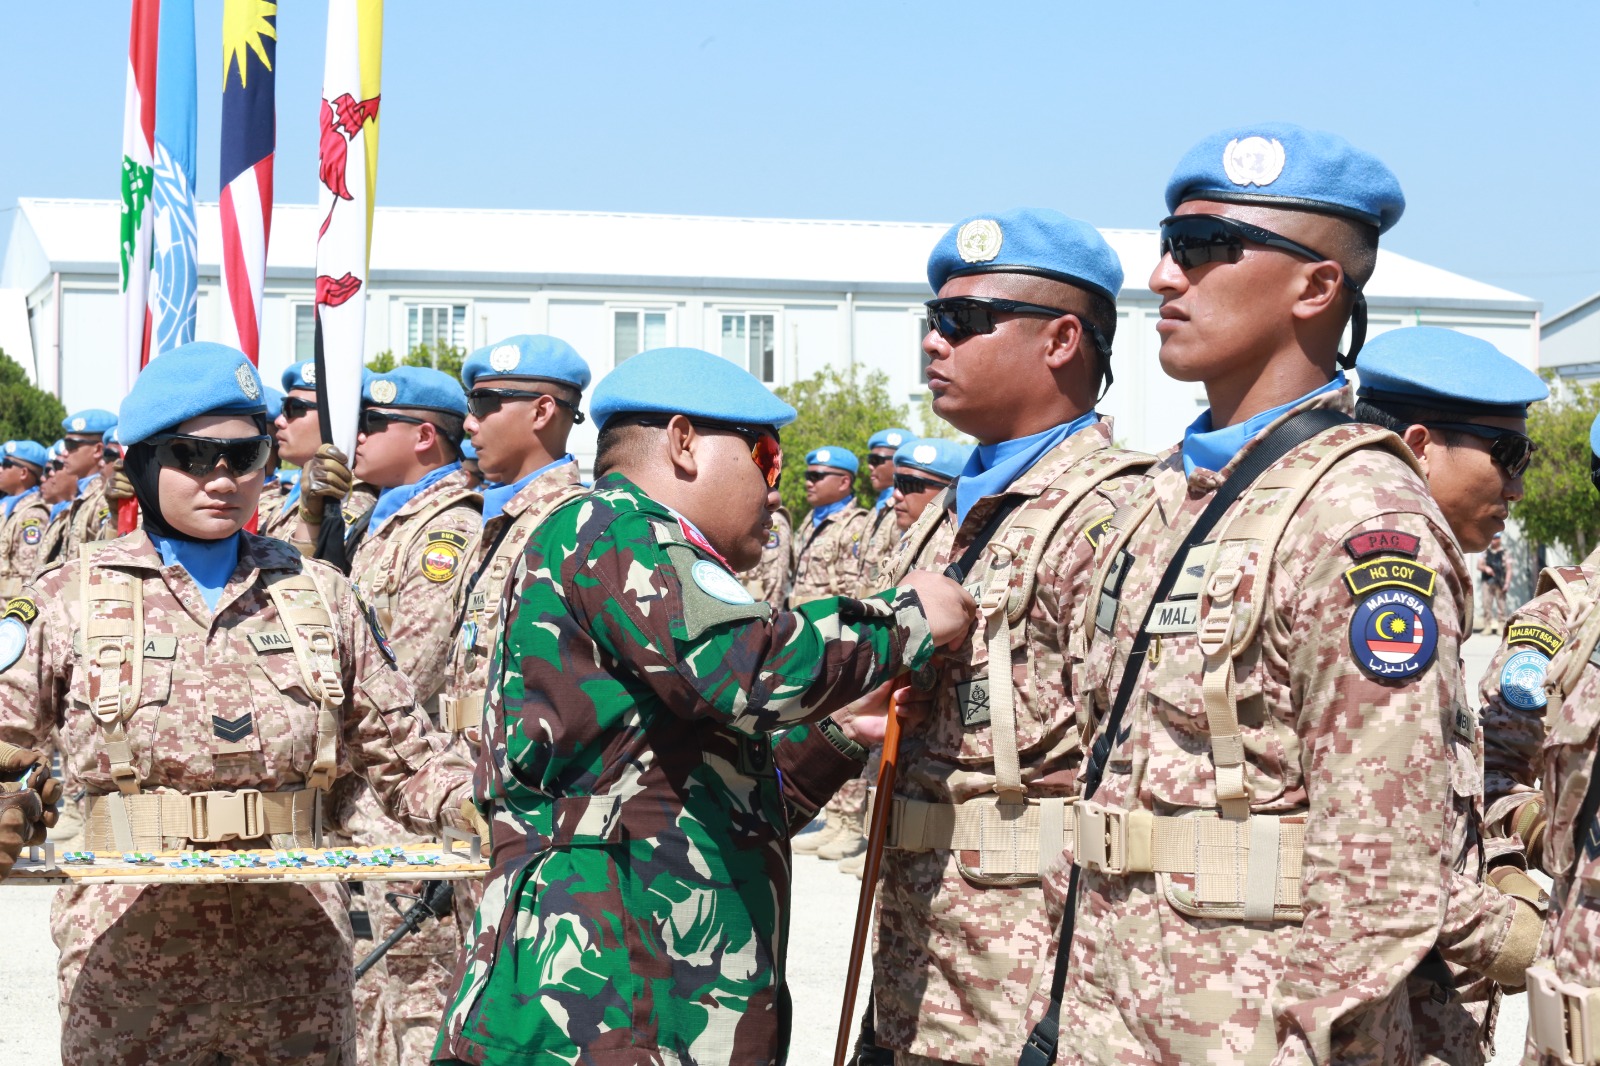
left=1336, top=289, right=1368, bottom=371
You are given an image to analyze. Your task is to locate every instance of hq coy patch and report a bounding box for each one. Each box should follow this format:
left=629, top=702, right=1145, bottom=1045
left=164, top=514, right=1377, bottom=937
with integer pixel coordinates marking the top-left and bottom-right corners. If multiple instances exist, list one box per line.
left=1347, top=557, right=1440, bottom=680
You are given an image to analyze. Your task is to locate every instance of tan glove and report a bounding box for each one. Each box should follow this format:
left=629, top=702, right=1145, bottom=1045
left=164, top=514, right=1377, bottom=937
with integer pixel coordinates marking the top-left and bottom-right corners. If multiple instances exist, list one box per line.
left=0, top=741, right=60, bottom=882
left=1510, top=795, right=1549, bottom=874
left=458, top=792, right=490, bottom=843
left=102, top=459, right=135, bottom=501
left=298, top=444, right=354, bottom=524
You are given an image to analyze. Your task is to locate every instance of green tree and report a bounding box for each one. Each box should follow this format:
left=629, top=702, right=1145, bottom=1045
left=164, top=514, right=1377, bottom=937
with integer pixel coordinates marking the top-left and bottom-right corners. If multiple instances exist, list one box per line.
left=1515, top=373, right=1600, bottom=559
left=366, top=341, right=466, bottom=380
left=0, top=348, right=67, bottom=444
left=774, top=365, right=909, bottom=518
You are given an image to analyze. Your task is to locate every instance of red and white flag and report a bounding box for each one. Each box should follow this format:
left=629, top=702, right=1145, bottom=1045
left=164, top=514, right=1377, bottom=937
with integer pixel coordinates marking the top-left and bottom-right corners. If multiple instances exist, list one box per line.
left=118, top=0, right=158, bottom=393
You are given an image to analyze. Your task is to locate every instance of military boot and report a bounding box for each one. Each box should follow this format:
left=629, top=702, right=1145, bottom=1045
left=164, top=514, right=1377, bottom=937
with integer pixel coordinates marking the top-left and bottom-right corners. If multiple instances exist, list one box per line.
left=817, top=807, right=866, bottom=861
left=839, top=849, right=867, bottom=879
left=792, top=818, right=838, bottom=855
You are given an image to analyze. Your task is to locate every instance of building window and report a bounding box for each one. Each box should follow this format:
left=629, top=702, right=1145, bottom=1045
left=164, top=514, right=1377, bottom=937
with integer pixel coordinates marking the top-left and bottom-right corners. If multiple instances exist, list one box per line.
left=613, top=309, right=668, bottom=364
left=720, top=312, right=776, bottom=382
left=294, top=304, right=316, bottom=362
left=407, top=304, right=467, bottom=351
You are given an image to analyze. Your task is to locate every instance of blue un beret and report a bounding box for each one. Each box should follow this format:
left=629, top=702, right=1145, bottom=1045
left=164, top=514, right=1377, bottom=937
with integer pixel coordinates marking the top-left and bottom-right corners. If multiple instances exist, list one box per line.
left=928, top=208, right=1123, bottom=300
left=281, top=359, right=318, bottom=392
left=807, top=446, right=859, bottom=475
left=2, top=440, right=49, bottom=470
left=458, top=437, right=477, bottom=461
left=868, top=427, right=916, bottom=451
left=1166, top=122, right=1405, bottom=234
left=462, top=334, right=593, bottom=392
left=119, top=342, right=268, bottom=445
left=590, top=347, right=797, bottom=432
left=1356, top=327, right=1548, bottom=418
left=61, top=408, right=117, bottom=436
left=894, top=438, right=969, bottom=481
left=261, top=386, right=285, bottom=422
left=363, top=366, right=468, bottom=417
left=48, top=440, right=65, bottom=461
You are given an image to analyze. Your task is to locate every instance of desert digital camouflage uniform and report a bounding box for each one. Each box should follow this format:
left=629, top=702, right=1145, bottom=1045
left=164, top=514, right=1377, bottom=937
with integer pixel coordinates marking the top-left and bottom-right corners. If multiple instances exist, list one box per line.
left=256, top=473, right=296, bottom=535
left=61, top=476, right=114, bottom=557
left=871, top=419, right=1150, bottom=1065
left=742, top=505, right=795, bottom=606
left=38, top=504, right=71, bottom=569
left=0, top=489, right=50, bottom=598
left=342, top=464, right=481, bottom=1066
left=1517, top=566, right=1600, bottom=1064
left=855, top=497, right=903, bottom=597
left=790, top=497, right=869, bottom=607
left=0, top=530, right=472, bottom=1066
left=1049, top=388, right=1508, bottom=1064
left=1479, top=547, right=1600, bottom=858
left=435, top=473, right=933, bottom=1065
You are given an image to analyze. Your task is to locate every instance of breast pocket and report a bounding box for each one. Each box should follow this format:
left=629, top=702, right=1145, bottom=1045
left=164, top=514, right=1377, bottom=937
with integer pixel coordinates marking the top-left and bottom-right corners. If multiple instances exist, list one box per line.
left=63, top=658, right=172, bottom=787
left=249, top=652, right=324, bottom=778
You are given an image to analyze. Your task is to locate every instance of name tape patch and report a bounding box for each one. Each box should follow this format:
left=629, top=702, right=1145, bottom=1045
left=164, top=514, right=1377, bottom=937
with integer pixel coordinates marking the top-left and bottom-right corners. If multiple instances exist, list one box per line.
left=142, top=636, right=177, bottom=659
left=249, top=630, right=295, bottom=654
left=1145, top=599, right=1199, bottom=635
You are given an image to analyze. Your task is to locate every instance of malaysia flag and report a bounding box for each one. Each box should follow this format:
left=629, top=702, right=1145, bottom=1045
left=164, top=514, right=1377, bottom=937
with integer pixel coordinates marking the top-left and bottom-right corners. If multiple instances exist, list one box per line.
left=219, top=0, right=277, bottom=364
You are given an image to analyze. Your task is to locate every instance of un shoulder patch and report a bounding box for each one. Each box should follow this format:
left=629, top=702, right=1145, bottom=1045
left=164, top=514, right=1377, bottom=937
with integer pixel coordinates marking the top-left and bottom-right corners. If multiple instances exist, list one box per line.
left=1349, top=587, right=1438, bottom=680
left=420, top=530, right=467, bottom=583
left=1500, top=648, right=1549, bottom=711
left=691, top=560, right=755, bottom=605
left=1507, top=621, right=1563, bottom=658
left=0, top=618, right=26, bottom=673
left=21, top=521, right=42, bottom=546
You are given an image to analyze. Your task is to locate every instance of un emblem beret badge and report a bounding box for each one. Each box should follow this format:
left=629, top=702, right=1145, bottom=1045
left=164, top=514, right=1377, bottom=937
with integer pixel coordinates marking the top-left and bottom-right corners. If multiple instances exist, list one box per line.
left=71, top=417, right=86, bottom=432
left=303, top=364, right=317, bottom=386
left=912, top=444, right=938, bottom=465
left=1222, top=136, right=1286, bottom=188
left=489, top=344, right=521, bottom=373
left=371, top=380, right=399, bottom=404
left=236, top=363, right=261, bottom=400
left=956, top=219, right=1003, bottom=263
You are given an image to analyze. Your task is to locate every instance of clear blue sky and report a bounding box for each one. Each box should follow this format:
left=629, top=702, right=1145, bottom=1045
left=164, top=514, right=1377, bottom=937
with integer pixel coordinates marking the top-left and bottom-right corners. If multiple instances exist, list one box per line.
left=3, top=2, right=1596, bottom=316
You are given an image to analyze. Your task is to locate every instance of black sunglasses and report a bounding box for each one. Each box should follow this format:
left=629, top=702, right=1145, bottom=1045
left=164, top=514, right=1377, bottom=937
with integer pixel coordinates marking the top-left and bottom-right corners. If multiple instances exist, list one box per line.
left=359, top=408, right=430, bottom=435
left=894, top=472, right=950, bottom=496
left=1158, top=214, right=1369, bottom=366
left=147, top=434, right=273, bottom=477
left=924, top=296, right=1115, bottom=391
left=281, top=396, right=317, bottom=421
left=101, top=446, right=121, bottom=463
left=804, top=470, right=844, bottom=484
left=467, top=387, right=586, bottom=424
left=1421, top=422, right=1537, bottom=478
left=865, top=453, right=894, bottom=468
left=62, top=437, right=99, bottom=452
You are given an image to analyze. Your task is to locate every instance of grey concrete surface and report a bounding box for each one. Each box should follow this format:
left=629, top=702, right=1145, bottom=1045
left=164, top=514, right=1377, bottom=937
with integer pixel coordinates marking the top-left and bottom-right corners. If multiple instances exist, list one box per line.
left=0, top=633, right=1536, bottom=1063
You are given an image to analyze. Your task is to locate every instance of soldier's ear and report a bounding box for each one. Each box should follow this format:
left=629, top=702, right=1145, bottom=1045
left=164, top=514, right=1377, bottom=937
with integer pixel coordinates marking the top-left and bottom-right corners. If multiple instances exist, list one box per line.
left=1400, top=423, right=1433, bottom=473
left=665, top=415, right=700, bottom=479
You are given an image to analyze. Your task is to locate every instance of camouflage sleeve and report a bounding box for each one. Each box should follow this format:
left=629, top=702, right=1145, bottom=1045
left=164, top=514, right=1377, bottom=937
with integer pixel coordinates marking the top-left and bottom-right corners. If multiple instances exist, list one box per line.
left=9, top=506, right=48, bottom=589
left=1268, top=511, right=1466, bottom=1063
left=384, top=504, right=480, bottom=703
left=0, top=573, right=70, bottom=749
left=330, top=571, right=472, bottom=835
left=772, top=719, right=871, bottom=834
left=576, top=511, right=933, bottom=735
left=1479, top=586, right=1568, bottom=829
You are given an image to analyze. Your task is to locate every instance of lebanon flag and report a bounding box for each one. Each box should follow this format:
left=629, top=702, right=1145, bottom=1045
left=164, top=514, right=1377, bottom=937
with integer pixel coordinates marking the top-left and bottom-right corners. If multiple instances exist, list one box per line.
left=313, top=0, right=382, bottom=462
left=219, top=0, right=277, bottom=364
left=118, top=0, right=158, bottom=393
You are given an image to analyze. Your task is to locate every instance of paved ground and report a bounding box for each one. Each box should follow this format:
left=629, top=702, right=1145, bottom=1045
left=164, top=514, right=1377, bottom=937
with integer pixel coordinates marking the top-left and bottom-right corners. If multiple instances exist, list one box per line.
left=0, top=634, right=1536, bottom=1063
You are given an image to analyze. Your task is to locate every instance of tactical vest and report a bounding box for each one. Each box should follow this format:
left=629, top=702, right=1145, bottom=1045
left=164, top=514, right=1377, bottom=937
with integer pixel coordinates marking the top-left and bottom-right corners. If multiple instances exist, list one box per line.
left=77, top=542, right=345, bottom=852
left=875, top=448, right=1152, bottom=885
left=1067, top=426, right=1427, bottom=923
left=441, top=483, right=588, bottom=734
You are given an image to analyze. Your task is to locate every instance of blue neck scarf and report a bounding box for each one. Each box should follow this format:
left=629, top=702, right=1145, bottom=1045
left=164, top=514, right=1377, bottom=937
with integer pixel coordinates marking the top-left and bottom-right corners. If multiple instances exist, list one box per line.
left=481, top=455, right=574, bottom=524
left=150, top=530, right=241, bottom=611
left=50, top=501, right=69, bottom=520
left=3, top=486, right=39, bottom=519
left=955, top=411, right=1099, bottom=525
left=369, top=462, right=461, bottom=536
left=810, top=496, right=850, bottom=528
left=77, top=476, right=98, bottom=495
left=873, top=485, right=894, bottom=511
left=1182, top=373, right=1346, bottom=477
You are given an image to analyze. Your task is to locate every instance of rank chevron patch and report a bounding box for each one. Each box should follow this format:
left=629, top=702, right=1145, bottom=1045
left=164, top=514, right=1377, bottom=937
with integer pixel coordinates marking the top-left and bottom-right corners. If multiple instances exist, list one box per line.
left=212, top=713, right=254, bottom=743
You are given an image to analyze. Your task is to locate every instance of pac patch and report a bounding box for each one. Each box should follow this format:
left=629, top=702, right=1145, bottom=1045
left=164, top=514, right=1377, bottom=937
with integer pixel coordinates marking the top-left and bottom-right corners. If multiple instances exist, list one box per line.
left=1507, top=622, right=1563, bottom=658
left=1344, top=558, right=1437, bottom=599
left=20, top=521, right=41, bottom=546
left=421, top=530, right=468, bottom=583
left=1349, top=588, right=1438, bottom=680
left=0, top=617, right=27, bottom=672
left=691, top=560, right=755, bottom=605
left=1500, top=648, right=1549, bottom=711
left=3, top=597, right=38, bottom=625
left=1344, top=530, right=1421, bottom=561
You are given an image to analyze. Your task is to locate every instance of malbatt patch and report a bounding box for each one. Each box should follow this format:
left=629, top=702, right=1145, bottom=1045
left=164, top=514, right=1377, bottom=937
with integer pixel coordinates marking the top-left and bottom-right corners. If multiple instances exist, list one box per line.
left=3, top=596, right=38, bottom=625
left=1506, top=621, right=1563, bottom=658
left=1345, top=530, right=1421, bottom=561
left=1344, top=558, right=1437, bottom=599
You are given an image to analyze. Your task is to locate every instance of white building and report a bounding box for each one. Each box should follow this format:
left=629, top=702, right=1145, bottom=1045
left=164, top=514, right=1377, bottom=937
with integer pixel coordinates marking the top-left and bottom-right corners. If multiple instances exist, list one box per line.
left=1541, top=290, right=1600, bottom=381
left=1, top=197, right=1541, bottom=465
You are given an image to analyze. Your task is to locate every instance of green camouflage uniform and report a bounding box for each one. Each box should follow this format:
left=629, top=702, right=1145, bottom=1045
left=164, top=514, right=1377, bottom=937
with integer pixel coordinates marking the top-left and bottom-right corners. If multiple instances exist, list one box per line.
left=435, top=472, right=933, bottom=1065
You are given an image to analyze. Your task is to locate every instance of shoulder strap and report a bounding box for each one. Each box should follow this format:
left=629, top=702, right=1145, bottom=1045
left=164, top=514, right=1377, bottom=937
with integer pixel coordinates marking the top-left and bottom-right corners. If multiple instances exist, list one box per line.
left=1195, top=423, right=1420, bottom=818
left=260, top=566, right=346, bottom=795
left=364, top=482, right=481, bottom=617
left=79, top=542, right=144, bottom=799
left=1548, top=591, right=1600, bottom=868
left=1537, top=564, right=1592, bottom=613
left=887, top=488, right=951, bottom=586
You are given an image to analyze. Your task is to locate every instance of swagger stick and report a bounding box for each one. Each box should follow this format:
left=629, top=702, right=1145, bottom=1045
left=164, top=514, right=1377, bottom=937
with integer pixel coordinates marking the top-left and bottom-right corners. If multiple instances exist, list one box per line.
left=833, top=684, right=905, bottom=1066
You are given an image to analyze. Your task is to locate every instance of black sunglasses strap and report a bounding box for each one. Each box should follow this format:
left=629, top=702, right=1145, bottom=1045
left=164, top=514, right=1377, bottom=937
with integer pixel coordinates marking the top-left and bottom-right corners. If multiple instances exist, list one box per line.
left=1018, top=406, right=1350, bottom=1066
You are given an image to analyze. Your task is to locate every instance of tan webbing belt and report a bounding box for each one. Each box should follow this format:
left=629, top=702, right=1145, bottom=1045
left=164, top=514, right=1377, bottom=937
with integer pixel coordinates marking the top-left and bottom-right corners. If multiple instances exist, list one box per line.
left=85, top=789, right=320, bottom=851
left=874, top=793, right=1075, bottom=878
left=80, top=546, right=147, bottom=850
left=441, top=692, right=483, bottom=733
left=1072, top=801, right=1306, bottom=918
left=1528, top=965, right=1600, bottom=1066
